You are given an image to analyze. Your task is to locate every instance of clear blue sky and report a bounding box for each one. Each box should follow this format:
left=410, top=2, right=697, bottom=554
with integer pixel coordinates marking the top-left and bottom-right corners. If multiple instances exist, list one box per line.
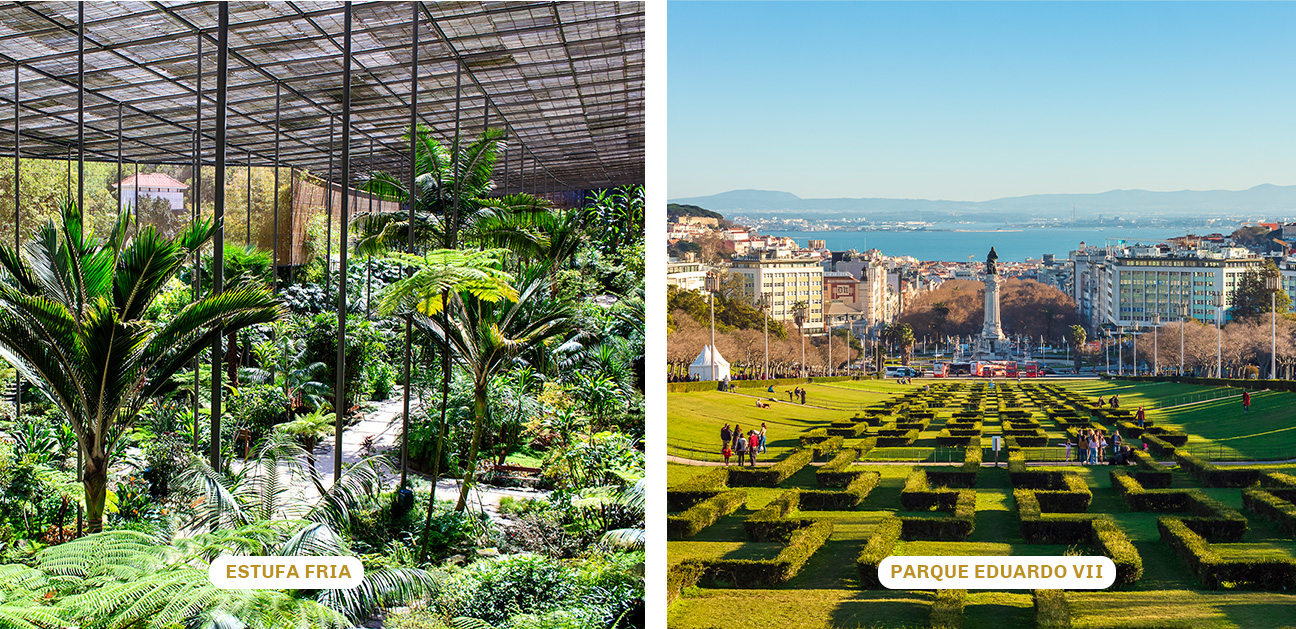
left=668, top=1, right=1296, bottom=201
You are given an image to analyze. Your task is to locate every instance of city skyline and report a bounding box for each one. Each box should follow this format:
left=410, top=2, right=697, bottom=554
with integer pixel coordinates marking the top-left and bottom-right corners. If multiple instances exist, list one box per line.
left=669, top=1, right=1296, bottom=201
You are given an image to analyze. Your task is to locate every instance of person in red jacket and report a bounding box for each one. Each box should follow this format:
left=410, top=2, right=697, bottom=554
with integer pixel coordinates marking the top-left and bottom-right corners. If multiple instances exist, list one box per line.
left=1243, top=390, right=1251, bottom=414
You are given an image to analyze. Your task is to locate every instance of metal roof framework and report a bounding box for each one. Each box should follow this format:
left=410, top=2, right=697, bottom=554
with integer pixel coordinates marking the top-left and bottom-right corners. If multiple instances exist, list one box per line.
left=0, top=0, right=645, bottom=193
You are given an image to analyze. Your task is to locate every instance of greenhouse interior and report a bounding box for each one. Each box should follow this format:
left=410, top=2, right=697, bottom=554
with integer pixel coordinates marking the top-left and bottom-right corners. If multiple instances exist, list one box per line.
left=0, top=1, right=646, bottom=627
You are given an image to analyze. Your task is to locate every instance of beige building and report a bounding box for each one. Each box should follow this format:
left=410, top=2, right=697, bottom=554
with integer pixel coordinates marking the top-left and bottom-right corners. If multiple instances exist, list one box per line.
left=730, top=254, right=825, bottom=332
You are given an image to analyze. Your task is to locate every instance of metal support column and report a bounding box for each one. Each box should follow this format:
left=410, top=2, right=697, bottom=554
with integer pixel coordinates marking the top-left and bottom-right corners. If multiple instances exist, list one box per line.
left=400, top=0, right=418, bottom=489
left=450, top=61, right=461, bottom=246
left=75, top=1, right=84, bottom=537
left=247, top=150, right=252, bottom=246
left=116, top=103, right=122, bottom=215
left=366, top=137, right=373, bottom=318
left=334, top=2, right=353, bottom=484
left=11, top=61, right=18, bottom=422
left=211, top=3, right=229, bottom=471
left=326, top=116, right=335, bottom=286
left=273, top=82, right=280, bottom=296
left=192, top=34, right=202, bottom=452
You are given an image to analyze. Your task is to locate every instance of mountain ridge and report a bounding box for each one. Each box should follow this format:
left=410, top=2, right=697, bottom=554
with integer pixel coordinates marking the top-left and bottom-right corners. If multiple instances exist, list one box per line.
left=668, top=184, right=1296, bottom=220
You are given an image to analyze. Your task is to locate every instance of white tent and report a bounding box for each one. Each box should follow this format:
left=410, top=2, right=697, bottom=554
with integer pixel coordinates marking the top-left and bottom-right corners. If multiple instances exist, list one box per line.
left=689, top=345, right=731, bottom=381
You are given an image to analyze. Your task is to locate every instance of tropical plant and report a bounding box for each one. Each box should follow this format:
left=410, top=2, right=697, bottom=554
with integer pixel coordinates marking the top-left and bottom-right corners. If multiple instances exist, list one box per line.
left=0, top=525, right=432, bottom=628
left=0, top=200, right=282, bottom=532
left=413, top=267, right=573, bottom=518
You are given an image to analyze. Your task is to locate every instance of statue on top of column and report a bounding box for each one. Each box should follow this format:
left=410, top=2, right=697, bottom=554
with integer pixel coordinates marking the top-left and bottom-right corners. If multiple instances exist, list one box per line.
left=986, top=247, right=999, bottom=276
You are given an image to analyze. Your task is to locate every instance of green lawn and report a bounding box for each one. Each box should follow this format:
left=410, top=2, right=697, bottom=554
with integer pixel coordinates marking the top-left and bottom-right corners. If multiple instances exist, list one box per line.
left=668, top=378, right=1296, bottom=628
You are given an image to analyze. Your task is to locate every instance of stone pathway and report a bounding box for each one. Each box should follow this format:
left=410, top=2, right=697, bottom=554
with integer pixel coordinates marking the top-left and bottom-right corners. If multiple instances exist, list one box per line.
left=251, top=396, right=550, bottom=522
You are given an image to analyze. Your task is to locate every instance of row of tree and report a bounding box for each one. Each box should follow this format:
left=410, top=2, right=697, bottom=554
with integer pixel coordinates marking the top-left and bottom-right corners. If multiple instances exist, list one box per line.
left=898, top=278, right=1081, bottom=342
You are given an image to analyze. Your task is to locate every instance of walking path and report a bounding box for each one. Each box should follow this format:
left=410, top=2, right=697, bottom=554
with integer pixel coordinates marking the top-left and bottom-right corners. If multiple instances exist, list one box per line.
left=263, top=396, right=549, bottom=522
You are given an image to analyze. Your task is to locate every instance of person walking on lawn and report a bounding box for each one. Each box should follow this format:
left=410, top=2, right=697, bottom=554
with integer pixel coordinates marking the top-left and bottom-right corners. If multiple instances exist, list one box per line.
left=734, top=433, right=748, bottom=466
left=1078, top=431, right=1090, bottom=465
left=1243, top=390, right=1252, bottom=414
left=722, top=443, right=733, bottom=466
left=759, top=423, right=768, bottom=453
left=748, top=430, right=760, bottom=466
left=1136, top=406, right=1146, bottom=428
left=721, top=423, right=732, bottom=448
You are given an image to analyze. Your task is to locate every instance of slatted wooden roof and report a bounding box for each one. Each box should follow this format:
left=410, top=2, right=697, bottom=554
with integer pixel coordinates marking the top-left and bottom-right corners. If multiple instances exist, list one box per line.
left=0, top=1, right=645, bottom=192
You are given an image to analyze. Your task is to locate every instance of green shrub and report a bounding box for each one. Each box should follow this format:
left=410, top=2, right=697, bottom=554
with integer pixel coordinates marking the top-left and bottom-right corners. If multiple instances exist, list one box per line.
left=1091, top=517, right=1143, bottom=586
left=1260, top=471, right=1296, bottom=488
left=1033, top=589, right=1070, bottom=628
left=744, top=490, right=805, bottom=542
left=667, top=489, right=747, bottom=539
left=667, top=561, right=705, bottom=606
left=439, top=554, right=576, bottom=624
left=930, top=589, right=966, bottom=629
left=227, top=384, right=291, bottom=436
left=1243, top=488, right=1296, bottom=537
left=799, top=472, right=880, bottom=510
left=692, top=520, right=833, bottom=588
left=816, top=448, right=861, bottom=487
left=728, top=448, right=812, bottom=487
left=857, top=516, right=903, bottom=588
left=812, top=436, right=844, bottom=458
left=1128, top=449, right=1171, bottom=488
left=798, top=428, right=830, bottom=446
left=1175, top=453, right=1260, bottom=488
left=1158, top=518, right=1296, bottom=590
left=669, top=467, right=728, bottom=492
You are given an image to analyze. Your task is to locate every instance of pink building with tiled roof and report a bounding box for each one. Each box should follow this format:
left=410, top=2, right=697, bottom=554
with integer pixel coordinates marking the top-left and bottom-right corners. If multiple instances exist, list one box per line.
left=113, top=173, right=189, bottom=213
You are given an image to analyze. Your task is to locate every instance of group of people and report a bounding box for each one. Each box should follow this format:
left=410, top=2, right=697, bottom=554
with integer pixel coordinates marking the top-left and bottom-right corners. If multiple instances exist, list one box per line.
left=721, top=422, right=767, bottom=466
left=1095, top=394, right=1120, bottom=409
left=787, top=387, right=807, bottom=405
left=1065, top=428, right=1139, bottom=465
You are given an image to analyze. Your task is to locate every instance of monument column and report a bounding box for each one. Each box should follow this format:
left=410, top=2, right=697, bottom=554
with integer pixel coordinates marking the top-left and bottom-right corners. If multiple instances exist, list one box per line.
left=981, top=247, right=1005, bottom=354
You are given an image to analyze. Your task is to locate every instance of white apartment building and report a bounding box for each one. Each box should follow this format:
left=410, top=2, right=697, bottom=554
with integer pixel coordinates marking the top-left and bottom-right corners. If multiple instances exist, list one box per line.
left=666, top=259, right=709, bottom=292
left=824, top=254, right=897, bottom=333
left=1073, top=247, right=1265, bottom=329
left=730, top=254, right=824, bottom=332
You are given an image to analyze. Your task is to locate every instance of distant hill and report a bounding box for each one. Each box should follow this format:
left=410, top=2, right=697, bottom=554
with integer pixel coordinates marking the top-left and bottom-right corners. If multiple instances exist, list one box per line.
left=667, top=203, right=724, bottom=221
left=668, top=184, right=1296, bottom=221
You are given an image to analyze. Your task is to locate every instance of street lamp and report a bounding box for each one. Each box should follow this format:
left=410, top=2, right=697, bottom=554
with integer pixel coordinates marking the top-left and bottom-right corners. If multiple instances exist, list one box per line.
left=1118, top=325, right=1125, bottom=375
left=1152, top=313, right=1160, bottom=376
left=792, top=301, right=807, bottom=378
left=706, top=270, right=717, bottom=382
left=1179, top=302, right=1188, bottom=377
left=1104, top=328, right=1111, bottom=375
left=758, top=294, right=769, bottom=380
left=1268, top=273, right=1279, bottom=379
left=1132, top=323, right=1138, bottom=376
left=1215, top=293, right=1223, bottom=378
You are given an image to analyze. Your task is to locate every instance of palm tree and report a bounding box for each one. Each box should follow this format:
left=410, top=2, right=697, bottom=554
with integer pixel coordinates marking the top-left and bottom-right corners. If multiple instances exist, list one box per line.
left=0, top=200, right=282, bottom=532
left=896, top=324, right=916, bottom=366
left=1069, top=324, right=1087, bottom=373
left=413, top=266, right=573, bottom=521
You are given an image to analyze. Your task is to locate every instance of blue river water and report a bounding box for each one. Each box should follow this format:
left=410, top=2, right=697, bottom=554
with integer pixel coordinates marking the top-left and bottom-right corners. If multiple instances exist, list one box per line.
left=773, top=225, right=1218, bottom=262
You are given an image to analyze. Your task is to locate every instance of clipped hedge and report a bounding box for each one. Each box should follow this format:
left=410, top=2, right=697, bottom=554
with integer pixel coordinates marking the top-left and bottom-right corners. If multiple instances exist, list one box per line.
left=1159, top=518, right=1296, bottom=590
left=1242, top=488, right=1296, bottom=537
left=799, top=471, right=881, bottom=510
left=1260, top=471, right=1296, bottom=488
left=1112, top=472, right=1249, bottom=541
left=812, top=435, right=845, bottom=458
left=1143, top=433, right=1178, bottom=457
left=876, top=429, right=920, bottom=447
left=1175, top=452, right=1260, bottom=488
left=901, top=471, right=962, bottom=511
left=1091, top=517, right=1143, bottom=586
left=1034, top=589, right=1070, bottom=629
left=669, top=467, right=728, bottom=492
left=816, top=448, right=862, bottom=487
left=695, top=520, right=835, bottom=587
left=900, top=491, right=975, bottom=541
left=667, top=490, right=720, bottom=513
left=1128, top=449, right=1172, bottom=488
left=930, top=589, right=966, bottom=629
left=667, top=489, right=748, bottom=539
left=728, top=448, right=814, bottom=487
left=827, top=422, right=871, bottom=438
left=857, top=517, right=903, bottom=588
left=744, top=489, right=806, bottom=542
left=667, top=562, right=706, bottom=606
left=799, top=428, right=830, bottom=446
